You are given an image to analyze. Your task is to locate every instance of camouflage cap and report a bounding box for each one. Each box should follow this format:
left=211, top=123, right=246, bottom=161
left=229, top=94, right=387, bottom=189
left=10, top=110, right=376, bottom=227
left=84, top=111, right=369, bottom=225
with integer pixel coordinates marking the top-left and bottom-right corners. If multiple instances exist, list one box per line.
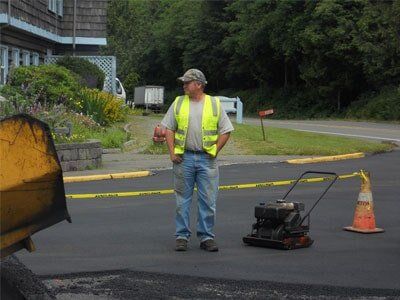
left=177, top=69, right=207, bottom=85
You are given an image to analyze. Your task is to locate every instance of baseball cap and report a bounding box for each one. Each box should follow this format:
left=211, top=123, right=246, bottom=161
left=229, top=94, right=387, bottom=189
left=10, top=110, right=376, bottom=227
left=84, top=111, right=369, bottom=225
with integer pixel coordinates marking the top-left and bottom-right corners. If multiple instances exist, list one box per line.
left=177, top=69, right=207, bottom=85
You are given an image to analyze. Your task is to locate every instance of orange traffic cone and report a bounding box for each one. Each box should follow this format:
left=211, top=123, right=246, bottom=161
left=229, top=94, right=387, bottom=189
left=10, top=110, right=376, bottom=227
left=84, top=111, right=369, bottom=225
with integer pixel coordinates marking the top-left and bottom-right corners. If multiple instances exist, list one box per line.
left=344, top=170, right=384, bottom=233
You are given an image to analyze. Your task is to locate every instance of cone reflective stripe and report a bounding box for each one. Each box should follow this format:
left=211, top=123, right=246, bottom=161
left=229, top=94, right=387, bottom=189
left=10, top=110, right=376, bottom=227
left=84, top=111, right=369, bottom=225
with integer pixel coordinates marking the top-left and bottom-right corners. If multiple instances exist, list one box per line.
left=344, top=170, right=384, bottom=234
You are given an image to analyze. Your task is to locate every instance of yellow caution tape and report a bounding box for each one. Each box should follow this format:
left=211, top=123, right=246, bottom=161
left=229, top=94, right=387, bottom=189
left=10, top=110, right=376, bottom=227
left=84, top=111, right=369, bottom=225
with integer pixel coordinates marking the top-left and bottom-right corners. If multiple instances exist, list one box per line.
left=66, top=171, right=361, bottom=200
left=67, top=188, right=175, bottom=199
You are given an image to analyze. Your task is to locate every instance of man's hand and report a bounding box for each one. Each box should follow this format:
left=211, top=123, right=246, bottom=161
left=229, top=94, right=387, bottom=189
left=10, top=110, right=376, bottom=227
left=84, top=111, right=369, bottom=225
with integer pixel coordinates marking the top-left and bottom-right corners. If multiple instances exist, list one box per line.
left=170, top=153, right=183, bottom=164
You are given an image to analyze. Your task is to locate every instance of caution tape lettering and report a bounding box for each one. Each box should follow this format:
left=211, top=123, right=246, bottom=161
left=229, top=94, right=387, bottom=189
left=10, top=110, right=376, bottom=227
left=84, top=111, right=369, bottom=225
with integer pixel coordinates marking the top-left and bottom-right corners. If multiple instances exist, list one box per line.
left=66, top=172, right=360, bottom=200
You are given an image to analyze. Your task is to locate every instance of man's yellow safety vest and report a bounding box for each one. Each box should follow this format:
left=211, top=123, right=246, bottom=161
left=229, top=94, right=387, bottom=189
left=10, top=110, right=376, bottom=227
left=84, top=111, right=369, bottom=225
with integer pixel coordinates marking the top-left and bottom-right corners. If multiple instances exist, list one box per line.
left=173, top=94, right=221, bottom=157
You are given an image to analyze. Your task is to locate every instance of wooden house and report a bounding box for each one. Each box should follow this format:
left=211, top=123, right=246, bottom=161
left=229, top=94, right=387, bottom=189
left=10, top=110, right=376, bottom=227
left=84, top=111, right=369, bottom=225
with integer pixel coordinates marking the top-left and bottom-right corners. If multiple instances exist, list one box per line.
left=0, top=0, right=108, bottom=84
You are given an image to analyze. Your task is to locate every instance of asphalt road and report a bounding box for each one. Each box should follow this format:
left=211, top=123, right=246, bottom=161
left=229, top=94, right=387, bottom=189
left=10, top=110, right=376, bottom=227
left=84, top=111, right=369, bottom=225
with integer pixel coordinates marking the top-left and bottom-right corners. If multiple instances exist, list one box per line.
left=15, top=150, right=400, bottom=298
left=242, top=118, right=400, bottom=143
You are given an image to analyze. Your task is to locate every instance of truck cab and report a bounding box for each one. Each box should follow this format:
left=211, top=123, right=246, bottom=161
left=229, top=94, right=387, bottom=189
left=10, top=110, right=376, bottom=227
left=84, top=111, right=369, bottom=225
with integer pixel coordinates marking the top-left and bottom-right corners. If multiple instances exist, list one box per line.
left=115, top=78, right=126, bottom=102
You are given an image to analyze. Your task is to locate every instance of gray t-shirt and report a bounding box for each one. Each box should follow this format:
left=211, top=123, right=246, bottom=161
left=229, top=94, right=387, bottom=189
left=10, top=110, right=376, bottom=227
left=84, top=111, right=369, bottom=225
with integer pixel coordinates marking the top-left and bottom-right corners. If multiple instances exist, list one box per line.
left=161, top=96, right=234, bottom=151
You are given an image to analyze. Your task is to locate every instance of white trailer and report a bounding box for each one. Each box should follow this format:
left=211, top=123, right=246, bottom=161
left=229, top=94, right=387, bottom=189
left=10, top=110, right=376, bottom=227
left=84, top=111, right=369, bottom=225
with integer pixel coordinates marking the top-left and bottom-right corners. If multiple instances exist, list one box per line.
left=134, top=86, right=164, bottom=111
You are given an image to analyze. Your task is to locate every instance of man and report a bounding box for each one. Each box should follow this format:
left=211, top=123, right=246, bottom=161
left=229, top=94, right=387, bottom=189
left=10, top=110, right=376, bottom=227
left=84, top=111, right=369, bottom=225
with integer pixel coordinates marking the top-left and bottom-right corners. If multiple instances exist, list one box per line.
left=161, top=69, right=234, bottom=252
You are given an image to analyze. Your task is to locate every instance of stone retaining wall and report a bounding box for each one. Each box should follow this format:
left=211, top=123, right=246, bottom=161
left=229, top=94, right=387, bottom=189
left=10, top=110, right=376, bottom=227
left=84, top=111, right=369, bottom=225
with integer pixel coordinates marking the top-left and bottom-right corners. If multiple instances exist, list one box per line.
left=56, top=140, right=102, bottom=172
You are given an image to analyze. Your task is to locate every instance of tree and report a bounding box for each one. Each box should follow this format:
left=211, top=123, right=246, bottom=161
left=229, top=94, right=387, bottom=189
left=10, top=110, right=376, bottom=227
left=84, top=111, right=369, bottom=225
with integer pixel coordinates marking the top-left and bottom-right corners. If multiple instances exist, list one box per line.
left=355, top=0, right=400, bottom=88
left=103, top=0, right=154, bottom=85
left=223, top=0, right=277, bottom=88
left=103, top=0, right=400, bottom=118
left=299, top=0, right=366, bottom=111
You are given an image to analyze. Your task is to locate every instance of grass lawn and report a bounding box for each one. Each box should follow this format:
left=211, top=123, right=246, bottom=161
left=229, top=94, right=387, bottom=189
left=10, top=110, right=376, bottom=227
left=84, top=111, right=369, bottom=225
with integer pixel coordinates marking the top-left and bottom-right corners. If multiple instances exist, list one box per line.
left=231, top=123, right=394, bottom=155
left=88, top=126, right=127, bottom=149
left=123, top=112, right=395, bottom=155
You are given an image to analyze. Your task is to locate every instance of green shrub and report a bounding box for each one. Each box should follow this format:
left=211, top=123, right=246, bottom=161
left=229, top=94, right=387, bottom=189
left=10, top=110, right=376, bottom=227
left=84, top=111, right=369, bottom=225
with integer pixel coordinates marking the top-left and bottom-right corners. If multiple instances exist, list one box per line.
left=31, top=104, right=71, bottom=130
left=218, top=85, right=399, bottom=121
left=7, top=66, right=35, bottom=87
left=346, top=86, right=400, bottom=121
left=56, top=56, right=105, bottom=90
left=78, top=88, right=128, bottom=126
left=0, top=85, right=34, bottom=116
left=218, top=86, right=324, bottom=119
left=8, top=65, right=81, bottom=107
left=174, top=84, right=399, bottom=121
left=0, top=84, right=76, bottom=133
left=54, top=113, right=126, bottom=148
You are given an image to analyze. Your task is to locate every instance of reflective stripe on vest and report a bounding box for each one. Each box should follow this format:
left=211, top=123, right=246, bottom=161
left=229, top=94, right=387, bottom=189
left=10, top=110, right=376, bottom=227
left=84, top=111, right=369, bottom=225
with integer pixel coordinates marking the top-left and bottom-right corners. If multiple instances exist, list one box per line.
left=173, top=95, right=220, bottom=156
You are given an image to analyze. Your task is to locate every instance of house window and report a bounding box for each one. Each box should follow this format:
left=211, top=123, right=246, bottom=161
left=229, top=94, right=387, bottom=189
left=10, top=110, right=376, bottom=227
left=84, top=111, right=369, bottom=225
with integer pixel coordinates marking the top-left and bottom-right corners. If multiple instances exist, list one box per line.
left=32, top=53, right=39, bottom=66
left=12, top=48, right=20, bottom=67
left=0, top=45, right=9, bottom=85
left=56, top=0, right=63, bottom=17
left=22, top=51, right=30, bottom=66
left=49, top=0, right=63, bottom=16
left=48, top=0, right=56, bottom=12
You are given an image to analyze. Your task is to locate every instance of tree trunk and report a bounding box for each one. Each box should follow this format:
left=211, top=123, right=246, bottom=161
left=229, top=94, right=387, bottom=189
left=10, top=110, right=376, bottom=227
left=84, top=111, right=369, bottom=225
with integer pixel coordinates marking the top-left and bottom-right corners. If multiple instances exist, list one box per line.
left=284, top=58, right=288, bottom=91
left=337, top=90, right=341, bottom=112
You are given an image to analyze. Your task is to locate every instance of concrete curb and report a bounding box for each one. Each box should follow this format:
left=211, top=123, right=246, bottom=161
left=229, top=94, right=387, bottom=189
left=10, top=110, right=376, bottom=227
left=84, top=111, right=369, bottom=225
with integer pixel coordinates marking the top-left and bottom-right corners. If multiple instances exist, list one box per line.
left=63, top=171, right=153, bottom=183
left=62, top=151, right=373, bottom=180
left=286, top=152, right=365, bottom=164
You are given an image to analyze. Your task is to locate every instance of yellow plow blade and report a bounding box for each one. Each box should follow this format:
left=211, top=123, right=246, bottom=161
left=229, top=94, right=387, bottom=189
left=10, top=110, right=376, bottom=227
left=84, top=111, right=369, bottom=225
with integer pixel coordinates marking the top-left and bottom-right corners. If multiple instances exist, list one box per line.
left=0, top=114, right=71, bottom=259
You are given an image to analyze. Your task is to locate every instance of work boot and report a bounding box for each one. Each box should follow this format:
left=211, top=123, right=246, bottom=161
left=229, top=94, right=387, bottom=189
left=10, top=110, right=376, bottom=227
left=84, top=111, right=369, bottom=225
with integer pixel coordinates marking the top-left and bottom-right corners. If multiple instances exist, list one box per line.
left=175, top=238, right=188, bottom=251
left=200, top=239, right=219, bottom=252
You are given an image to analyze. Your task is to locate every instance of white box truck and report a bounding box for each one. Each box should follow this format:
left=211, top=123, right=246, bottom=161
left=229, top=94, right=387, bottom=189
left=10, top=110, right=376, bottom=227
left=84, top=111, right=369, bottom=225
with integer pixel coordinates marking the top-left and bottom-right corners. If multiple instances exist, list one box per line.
left=134, top=86, right=164, bottom=111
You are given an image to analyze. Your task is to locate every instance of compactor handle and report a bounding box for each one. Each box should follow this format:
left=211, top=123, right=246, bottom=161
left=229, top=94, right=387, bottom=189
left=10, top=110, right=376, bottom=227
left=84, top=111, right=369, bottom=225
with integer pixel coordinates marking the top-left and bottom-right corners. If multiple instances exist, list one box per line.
left=281, top=171, right=339, bottom=225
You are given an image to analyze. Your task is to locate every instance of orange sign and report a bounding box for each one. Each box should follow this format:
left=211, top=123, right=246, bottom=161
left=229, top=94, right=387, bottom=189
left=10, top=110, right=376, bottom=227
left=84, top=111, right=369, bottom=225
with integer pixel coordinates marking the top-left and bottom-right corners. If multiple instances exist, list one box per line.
left=258, top=109, right=274, bottom=117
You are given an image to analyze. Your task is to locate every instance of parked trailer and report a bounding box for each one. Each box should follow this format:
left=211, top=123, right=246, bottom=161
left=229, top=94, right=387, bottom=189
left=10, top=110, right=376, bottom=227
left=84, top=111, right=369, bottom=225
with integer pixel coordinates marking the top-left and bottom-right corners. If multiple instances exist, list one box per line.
left=0, top=114, right=71, bottom=259
left=134, top=86, right=164, bottom=111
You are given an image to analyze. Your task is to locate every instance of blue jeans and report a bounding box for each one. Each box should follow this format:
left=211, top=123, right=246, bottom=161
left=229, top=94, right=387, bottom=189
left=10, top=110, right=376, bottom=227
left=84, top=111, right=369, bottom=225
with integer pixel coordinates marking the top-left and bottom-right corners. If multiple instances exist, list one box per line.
left=173, top=151, right=219, bottom=242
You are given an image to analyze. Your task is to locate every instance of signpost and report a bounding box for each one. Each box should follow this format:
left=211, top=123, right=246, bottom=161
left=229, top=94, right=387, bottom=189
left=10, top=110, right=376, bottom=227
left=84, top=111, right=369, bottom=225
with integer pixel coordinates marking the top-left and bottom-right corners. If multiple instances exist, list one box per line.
left=258, top=109, right=274, bottom=141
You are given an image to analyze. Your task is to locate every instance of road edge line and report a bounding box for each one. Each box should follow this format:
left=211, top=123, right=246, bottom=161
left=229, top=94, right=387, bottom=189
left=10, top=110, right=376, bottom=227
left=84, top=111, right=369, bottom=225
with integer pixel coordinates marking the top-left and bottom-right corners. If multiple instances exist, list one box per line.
left=286, top=152, right=365, bottom=164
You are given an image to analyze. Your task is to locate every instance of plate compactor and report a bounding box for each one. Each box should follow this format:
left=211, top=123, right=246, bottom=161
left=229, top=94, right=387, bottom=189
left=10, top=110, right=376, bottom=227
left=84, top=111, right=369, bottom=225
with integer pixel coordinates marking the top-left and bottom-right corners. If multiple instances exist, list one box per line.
left=243, top=171, right=338, bottom=250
